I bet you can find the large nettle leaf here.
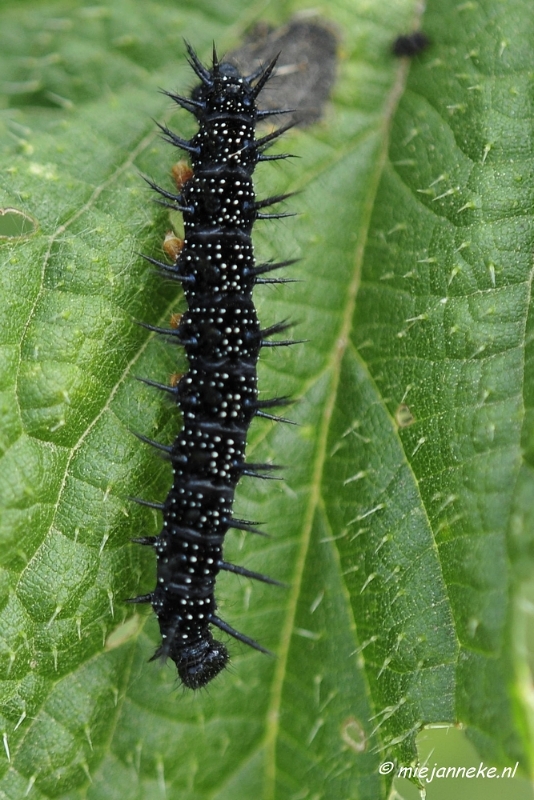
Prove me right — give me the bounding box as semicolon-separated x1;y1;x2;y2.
0;0;533;797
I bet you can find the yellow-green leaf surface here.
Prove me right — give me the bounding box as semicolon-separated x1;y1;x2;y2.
1;0;533;798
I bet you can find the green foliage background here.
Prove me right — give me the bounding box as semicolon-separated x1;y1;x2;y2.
1;0;533;798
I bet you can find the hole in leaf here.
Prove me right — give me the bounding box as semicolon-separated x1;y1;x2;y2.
0;208;38;238
395;403;416;428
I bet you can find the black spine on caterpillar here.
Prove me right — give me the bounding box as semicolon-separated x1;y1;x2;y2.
134;44;295;690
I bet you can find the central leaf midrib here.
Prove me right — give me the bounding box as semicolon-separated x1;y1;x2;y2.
261;53;421;797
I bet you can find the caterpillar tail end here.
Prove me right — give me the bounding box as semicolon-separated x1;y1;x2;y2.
160;637;229;689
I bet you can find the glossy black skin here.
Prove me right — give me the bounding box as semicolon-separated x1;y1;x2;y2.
138;46;291;689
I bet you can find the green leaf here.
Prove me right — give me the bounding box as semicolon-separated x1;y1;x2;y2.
1;0;533;798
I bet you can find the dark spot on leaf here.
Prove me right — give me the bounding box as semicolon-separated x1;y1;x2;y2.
392;32;430;58
227;17;339;127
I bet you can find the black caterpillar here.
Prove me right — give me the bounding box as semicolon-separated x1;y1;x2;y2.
132;44;295;689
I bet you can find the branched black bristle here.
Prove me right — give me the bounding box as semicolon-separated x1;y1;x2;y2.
132;536;158;546
135;376;179;396
250;54;280;98
218;560;286;586
256;122;295;151
210;615;273;655
142;175;182;203
256;107;295;119
253;396;293;410
160;88;204;113
132;432;173;454
255;409;296;425
240;461;284;480
228;517;269;536
261;338;304;348
154;120;200;155
184;40;212;84
130;497;166;510
135;321;187;341
255;192;294;211
250;259;298;277
260;320;293;339
126;593;154;604
255;277;297;285
139;253;174;271
139;253;194;283
257;152;294;162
